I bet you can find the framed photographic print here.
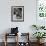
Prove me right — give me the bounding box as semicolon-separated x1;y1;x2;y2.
11;6;24;22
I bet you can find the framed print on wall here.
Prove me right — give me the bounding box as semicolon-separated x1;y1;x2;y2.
37;0;46;19
11;6;24;22
36;0;46;26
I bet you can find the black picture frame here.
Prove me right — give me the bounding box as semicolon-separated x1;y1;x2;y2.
11;6;24;22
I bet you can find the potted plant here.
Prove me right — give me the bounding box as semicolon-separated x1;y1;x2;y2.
32;24;45;30
33;32;46;43
32;25;39;30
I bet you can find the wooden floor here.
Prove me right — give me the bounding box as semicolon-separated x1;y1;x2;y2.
0;42;46;46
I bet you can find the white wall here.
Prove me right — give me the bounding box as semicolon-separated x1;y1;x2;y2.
0;0;36;33
0;0;36;42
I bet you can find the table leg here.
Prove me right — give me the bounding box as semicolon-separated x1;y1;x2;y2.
4;34;7;46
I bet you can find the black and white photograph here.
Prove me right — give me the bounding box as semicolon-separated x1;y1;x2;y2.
11;6;24;22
